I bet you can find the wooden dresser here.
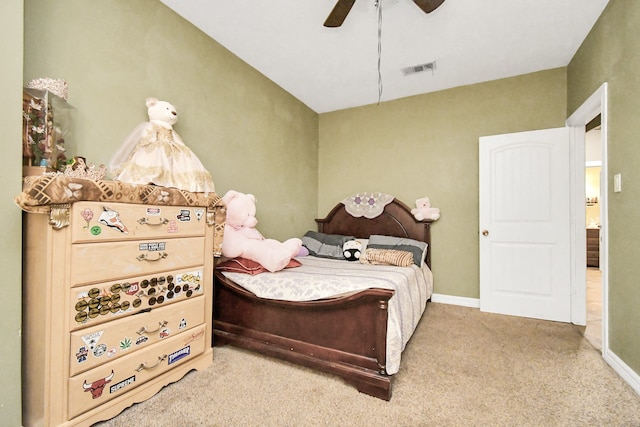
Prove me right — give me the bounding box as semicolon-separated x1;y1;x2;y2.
21;185;221;426
586;228;600;268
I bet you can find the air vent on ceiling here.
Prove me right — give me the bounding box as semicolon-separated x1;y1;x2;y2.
402;61;436;76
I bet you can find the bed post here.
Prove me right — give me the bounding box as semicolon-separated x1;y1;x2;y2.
376;299;388;374
422;221;433;268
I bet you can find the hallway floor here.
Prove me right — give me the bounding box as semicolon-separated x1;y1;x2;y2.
584;267;602;349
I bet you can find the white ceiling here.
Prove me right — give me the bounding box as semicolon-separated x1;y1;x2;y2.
160;0;609;113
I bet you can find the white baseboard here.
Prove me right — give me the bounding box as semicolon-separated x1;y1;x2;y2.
431;293;480;308
604;347;640;397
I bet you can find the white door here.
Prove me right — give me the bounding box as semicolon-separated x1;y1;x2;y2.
479;127;571;322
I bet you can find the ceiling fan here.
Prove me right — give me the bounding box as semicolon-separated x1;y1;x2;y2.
324;0;446;27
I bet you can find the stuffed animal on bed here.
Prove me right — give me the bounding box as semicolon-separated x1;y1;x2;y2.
221;190;302;272
411;197;441;221
343;239;363;261
108;97;216;193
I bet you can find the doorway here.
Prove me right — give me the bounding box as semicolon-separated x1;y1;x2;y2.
566;83;608;354
584;118;602;350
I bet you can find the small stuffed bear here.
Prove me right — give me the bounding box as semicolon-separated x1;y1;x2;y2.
343;239;363;261
221;190;302;272
108;98;215;193
411;197;441;221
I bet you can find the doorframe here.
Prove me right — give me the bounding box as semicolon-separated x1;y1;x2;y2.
566;83;608;352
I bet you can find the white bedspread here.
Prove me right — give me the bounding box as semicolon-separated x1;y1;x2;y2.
221;256;433;375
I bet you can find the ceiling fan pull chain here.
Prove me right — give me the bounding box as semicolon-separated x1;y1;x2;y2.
377;0;383;105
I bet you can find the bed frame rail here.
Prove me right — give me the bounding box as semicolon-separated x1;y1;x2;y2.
213;271;395;400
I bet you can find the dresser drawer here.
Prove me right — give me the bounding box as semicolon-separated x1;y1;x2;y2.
71;237;205;285
68;324;206;419
71;202;207;243
70;297;205;376
70;267;205;330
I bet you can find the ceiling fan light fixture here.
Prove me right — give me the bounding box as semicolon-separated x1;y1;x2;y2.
402;61;436;76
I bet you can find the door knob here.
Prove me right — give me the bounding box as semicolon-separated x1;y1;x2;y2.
482;230;489;236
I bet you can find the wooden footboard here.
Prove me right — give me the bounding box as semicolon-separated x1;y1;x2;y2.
213;270;395;400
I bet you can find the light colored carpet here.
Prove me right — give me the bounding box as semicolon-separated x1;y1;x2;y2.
94;303;640;426
585;267;602;349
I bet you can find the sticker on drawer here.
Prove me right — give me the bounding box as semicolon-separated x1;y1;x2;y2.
98;206;129;234
68;326;206;418
176;209;191;222
139;241;166;251
109;375;136;394
69;298;205;377
71;202;207;243
70;267;204;330
167;345;191;365
82;370;115;400
79;206;129;236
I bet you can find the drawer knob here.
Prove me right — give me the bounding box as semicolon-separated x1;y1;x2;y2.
136;252;168;262
137;320;169;335
135;354;167;372
138;217;170;226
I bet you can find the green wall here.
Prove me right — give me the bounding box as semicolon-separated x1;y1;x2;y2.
0;0;23;426
568;0;640;377
23;0;319;241
319;68;567;298
0;2;24;425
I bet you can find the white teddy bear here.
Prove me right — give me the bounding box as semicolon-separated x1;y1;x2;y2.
411;197;441;221
109;98;215;193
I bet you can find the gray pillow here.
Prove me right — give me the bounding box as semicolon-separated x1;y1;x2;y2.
302;231;354;260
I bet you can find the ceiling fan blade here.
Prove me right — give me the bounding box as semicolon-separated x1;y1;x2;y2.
324;0;357;27
412;0;446;14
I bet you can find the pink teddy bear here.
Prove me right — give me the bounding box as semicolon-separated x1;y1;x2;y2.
221;190;302;272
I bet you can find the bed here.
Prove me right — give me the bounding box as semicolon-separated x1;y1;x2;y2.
213;195;433;400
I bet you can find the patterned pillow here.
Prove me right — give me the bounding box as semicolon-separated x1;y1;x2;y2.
360;248;414;267
367;235;428;266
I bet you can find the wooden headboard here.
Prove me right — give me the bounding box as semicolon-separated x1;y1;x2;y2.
316;198;433;267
